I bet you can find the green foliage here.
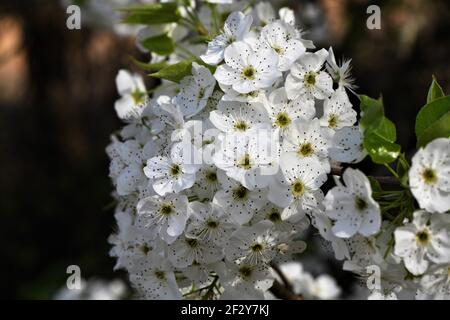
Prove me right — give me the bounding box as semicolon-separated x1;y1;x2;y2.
427;75;445;103
368;176;382;192
140;34;175;56
121;3;180;25
130;57;168;73
360;95;401;164
149;59;216;83
149;59;194;83
415;77;450;148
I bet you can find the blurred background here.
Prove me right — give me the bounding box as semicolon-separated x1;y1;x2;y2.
1;0;449;299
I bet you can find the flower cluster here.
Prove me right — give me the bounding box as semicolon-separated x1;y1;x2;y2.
106;0;450;300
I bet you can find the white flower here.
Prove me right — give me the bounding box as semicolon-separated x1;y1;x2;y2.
107;138;155;196
213;130;277;190
278;7;295;25
218;261;274;299
175;62;216;118
130;259;182;300
326;47;356;92
136;194;189;244
258;20;306;71
394;210;450;275
268;154;327;218
278;262;341;299
167;235;223;268
114;69;148;120
320;87;357;130
144;142;201;196
152;95;185;133
108;213;166;272
282;118;334;172
328;126;367;164
419;264;450;299
301;274;341;300
186;201;236;246
311;212;350;260
409;138;450;213
225;221;278;265
323;168;381;238
343;234;383;273
220;85;267;103
209;100;270;134
264;87;315;133
201;11;253;65
285;49;333;100
252;202;309;234
214;170;266;225
214;41;282;94
191;165;222;201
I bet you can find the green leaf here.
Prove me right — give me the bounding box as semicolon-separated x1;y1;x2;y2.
415;96;450;147
376;118;397;142
121;3;180;25
130;57;168;72
140;34;175;56
149;59;194;83
416;111;450;148
360;94;401;164
427;76;445;103
363;132;401;164
359;95;384;133
368;176;382;192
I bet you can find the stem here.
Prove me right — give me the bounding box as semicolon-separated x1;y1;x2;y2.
331;164;399;186
383;163;400;180
269;262;303;300
269;281;303;300
202;276;219;300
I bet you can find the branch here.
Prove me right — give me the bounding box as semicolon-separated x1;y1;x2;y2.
269;263;303;300
269;281;303;300
331;163;398;186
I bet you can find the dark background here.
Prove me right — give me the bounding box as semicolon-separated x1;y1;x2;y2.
1;0;449;299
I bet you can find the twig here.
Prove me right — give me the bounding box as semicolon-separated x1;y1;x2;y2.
269;281;303;300
331;163;399;186
269;262;303;300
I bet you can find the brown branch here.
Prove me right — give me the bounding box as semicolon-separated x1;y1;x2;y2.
331;163;398;186
269;281;303;300
269;263;303;300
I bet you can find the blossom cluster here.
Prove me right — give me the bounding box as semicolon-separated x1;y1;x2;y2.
106;0;450;300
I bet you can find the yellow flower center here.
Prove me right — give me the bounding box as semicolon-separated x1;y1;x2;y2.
298;142;314;157
242;66;256;80
422;168;438;185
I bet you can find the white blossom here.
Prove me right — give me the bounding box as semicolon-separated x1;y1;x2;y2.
285;49;334;100
323;168;381;238
214;41;282;94
409;138;450;213
394;210;450;275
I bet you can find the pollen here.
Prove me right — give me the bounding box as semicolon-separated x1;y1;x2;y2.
170;164;182;177
233;185;249;201
237;154;252;170
328;114;339;129
422;168;438;185
275;112;291;128
291;180;305;198
416;229;431;246
160;204;174;216
304;72;317;86
355;196;368;211
298;142;314;157
234;120;249;131
242;66;256;80
205;170;218;182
